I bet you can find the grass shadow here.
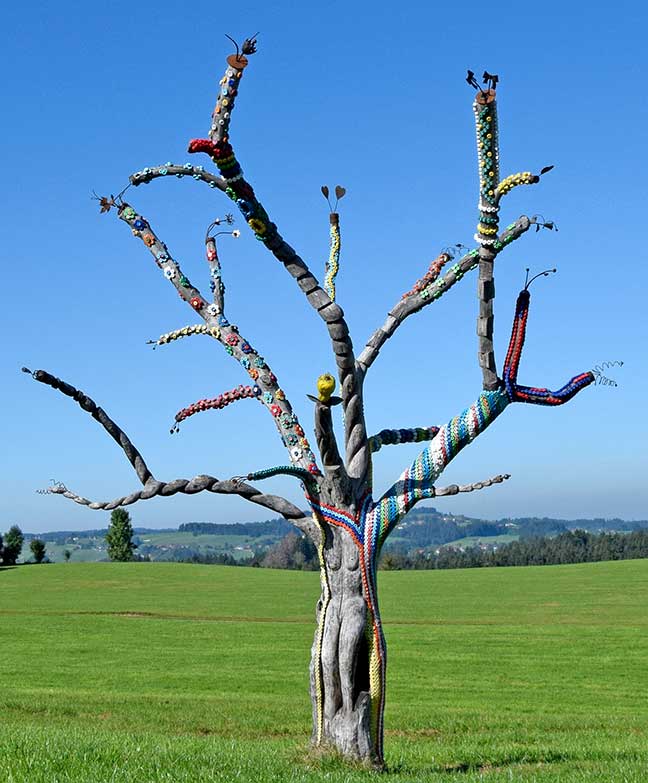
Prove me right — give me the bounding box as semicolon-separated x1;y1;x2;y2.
389;749;572;777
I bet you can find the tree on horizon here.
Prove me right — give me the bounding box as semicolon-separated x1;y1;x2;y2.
105;509;137;562
24;39;614;767
29;538;47;564
2;525;24;566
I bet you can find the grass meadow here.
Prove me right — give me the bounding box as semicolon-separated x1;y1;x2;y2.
0;560;647;781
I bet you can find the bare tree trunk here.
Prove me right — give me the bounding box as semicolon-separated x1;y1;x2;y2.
308;523;386;767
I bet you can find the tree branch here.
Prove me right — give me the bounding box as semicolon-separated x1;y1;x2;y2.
494;171;539;202
435;473;510;496
357;217;530;375
369;426;440;454
116;201;320;474
148;324;220;348
24;368;152;484
172;385;260;433
42;479;316;537
25;367;315;535
502;288;595;405
373;473;511;548
184;45;370;487
312;400;352;505
371;284;595;545
239;464;319;490
324;212;341;301
473;86;502;390
130;163;227;192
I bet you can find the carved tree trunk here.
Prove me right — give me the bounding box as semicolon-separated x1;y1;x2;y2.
307;508;386;767
26;39;600;773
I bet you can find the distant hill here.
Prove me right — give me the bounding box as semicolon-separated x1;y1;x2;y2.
22;507;648;564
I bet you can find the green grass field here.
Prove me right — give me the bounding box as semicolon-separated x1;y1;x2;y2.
1;560;647;782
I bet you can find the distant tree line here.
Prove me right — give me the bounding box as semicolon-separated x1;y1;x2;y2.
172;532;318;570
393;517;511;548
379;529;648;570
179;519;294;538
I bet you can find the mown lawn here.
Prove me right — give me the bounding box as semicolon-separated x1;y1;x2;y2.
0;560;647;781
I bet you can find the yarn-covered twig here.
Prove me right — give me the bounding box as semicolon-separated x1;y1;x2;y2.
324;213;341;301
236;464;320;488
148;324;220;348
502;288;595;405
204;218;239;311
130;163;227;192
401;251;452;300
369;426;440;454
494;166;553;202
116;201;319;474
172;385;260;433
357;216;531;375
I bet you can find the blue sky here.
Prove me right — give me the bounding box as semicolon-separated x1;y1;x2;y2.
2;0;646;533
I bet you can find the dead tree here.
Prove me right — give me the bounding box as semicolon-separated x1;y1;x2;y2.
25;42;606;767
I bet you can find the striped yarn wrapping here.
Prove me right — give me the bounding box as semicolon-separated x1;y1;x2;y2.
372;389;510;545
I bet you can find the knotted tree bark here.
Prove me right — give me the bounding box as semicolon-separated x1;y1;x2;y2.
26;40;603;768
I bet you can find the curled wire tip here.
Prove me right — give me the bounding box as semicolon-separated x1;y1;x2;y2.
524;267;557;290
37;480;66;495
531;214;558;233
593;361;623;387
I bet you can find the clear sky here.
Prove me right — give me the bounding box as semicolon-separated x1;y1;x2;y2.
2;0;646;533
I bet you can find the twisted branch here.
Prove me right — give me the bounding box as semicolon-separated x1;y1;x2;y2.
117;202;319;474
42;478;314;533
186;44;369;487
127;47;369;487
25;367;315;534
435;473;510;496
24;368;152;485
357;217;530;375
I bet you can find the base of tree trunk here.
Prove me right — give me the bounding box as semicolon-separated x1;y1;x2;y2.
309;525;385;767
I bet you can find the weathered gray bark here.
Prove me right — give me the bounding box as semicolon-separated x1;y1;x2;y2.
308;520;377;764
